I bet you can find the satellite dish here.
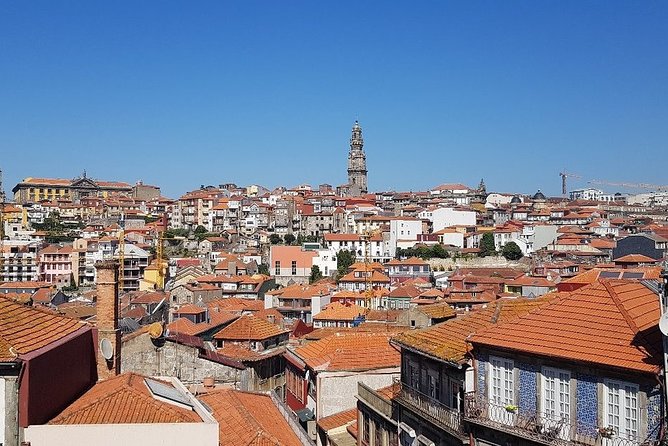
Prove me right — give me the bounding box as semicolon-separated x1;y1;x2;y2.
99;338;114;360
659;313;668;336
148;322;164;339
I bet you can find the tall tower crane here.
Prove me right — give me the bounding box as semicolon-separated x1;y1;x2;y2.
559;172;582;196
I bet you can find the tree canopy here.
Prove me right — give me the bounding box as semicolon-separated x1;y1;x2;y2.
502;242;523;260
480;233;496;257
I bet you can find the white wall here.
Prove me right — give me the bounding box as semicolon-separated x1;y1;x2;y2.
24;422;218;446
439;232;464;248
420;208;476;232
317;369;400;419
389;220;423;257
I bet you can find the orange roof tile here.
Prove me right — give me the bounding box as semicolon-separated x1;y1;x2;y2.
292;332;400;372
49;373;201;424
199;389;301;446
613;254;659;263
213;314;288;341
471;280;662;373
393;297;554;365
418;302;457;320
0;296;87;361
317;408;357;431
313;302;368;322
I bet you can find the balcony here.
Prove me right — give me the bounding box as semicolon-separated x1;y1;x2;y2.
464;396;656;446
358;382;392;419
395;382;465;438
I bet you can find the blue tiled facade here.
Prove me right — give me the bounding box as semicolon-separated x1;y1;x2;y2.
518;362;538;416
477;352;488;398
575;373;598;436
645;385;662;441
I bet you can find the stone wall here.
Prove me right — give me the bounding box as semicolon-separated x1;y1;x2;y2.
121;332;242;385
429;256;529;272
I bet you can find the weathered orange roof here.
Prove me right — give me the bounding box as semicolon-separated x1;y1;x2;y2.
207;298;265;313
418;302;457;320
560;267;661;286
292;332;400;372
472;280;662;373
213;314;288;341
199;389;302;446
613;254;659;263
313;302;368;322
0;296;87;361
339;270;390;283
216;343;286;362
49;373;201;424
317;407;357;431
174;303;207;315
393;297;554;365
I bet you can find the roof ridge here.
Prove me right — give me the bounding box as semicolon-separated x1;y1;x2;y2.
601;280;640;335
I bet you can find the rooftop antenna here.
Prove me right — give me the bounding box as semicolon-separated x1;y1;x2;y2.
0;167;5;203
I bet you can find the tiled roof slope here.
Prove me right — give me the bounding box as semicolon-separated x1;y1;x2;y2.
471;280;661;373
199;389;301;446
213;314;288;341
0;296;87;361
317;407;357;431
393;297;554;365
293;332;400;372
50;373;201;424
314;302;368;321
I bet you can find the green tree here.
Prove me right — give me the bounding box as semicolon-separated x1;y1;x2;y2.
258;263;270;275
269;234;282;245
336;249;355;278
430;244;449;259
194;225;207;234
480;233;496;257
305;235;318;243
283;233;296;245
502;242;523;260
309;265;323;284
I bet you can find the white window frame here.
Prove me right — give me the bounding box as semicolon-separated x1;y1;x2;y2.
541;366;571;440
488;356;515;425
603;379;640;442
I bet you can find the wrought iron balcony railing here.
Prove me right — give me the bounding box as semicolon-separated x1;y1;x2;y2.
396;382;465;437
464;395;657;446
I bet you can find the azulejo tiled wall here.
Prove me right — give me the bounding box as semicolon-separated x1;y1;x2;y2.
518;362;538;415
575;373;598;436
645;384;662;441
477;352;488;399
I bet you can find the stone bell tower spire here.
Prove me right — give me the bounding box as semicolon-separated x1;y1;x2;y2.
347;121;368;195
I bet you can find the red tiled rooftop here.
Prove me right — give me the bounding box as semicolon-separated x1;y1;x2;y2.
213;314;288;341
199;389;301;446
471;280;662;373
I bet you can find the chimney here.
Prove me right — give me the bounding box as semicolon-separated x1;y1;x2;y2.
227;261;237;275
95;260;121;381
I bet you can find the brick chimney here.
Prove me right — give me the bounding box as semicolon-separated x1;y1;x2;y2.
95;260;121;380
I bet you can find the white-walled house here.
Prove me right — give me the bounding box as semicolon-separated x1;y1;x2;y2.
418;207;476;232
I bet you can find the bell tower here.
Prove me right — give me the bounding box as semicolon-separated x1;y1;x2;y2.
347;121;368;195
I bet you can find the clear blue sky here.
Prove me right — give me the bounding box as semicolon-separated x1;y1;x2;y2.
1;1;667;198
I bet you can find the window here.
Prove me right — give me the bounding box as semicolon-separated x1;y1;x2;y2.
274;260;280;275
291;261;297;275
604;379;639;441
541;366;571;439
363;414;370;445
374;420;383;445
489;356;515;424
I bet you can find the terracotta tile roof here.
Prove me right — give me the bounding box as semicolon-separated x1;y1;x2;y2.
376;382;401;400
388;284;422;299
385;257;429;266
418;302;457;320
559;267;661;288
613;254;659;263
207;298;265;313
0;296;88;361
313;302;368;322
471;280;662;373
293;332;400;372
418;288;445;299
174;303;207;315
49;373;201;424
365;309;401;322
216;344;286;362
303;325;409;341
339;270;391;283
213;314;288;341
199;389;302;446
130;291;168;305
317;408;357;431
393;297;554;365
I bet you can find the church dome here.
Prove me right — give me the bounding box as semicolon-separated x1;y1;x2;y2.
532;190;546;201
510;195;522;204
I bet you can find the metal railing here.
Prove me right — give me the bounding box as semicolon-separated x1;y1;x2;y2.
396;383;464;437
464;396;657;446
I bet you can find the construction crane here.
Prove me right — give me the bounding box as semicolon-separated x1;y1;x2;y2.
559;172;582;196
588;180;668;192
